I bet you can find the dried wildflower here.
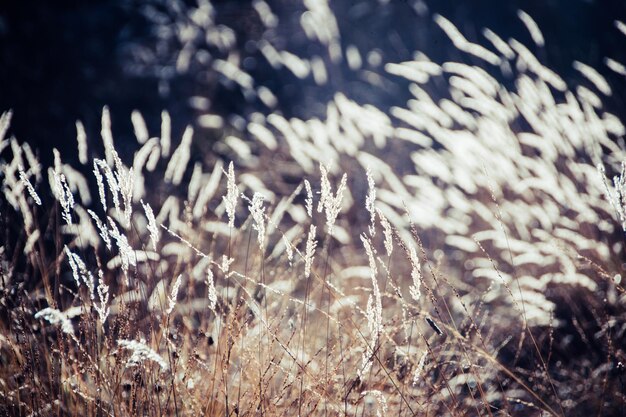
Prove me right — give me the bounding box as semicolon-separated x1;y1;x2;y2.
51;168;74;225
220;255;235;276
93;160;107;212
94;152;133;227
94;158;120;215
95;270;110;324
317;164;347;234
107;217;136;278
598;162;626;231
248;192;266;250
377;208;393;257
167;274;182;315
317;164;330;214
112;151;134;228
223;161;239;228
365;167;376;236
360;235;382;379
141;199;160;250
327;173;347;233
118;339;168;371
304;224;317;279
87;209;111;250
207;268;217;311
105;168;121;211
304;179;313;217
19;169;41;206
282;234;294;265
407;242;422;303
64;246;95;299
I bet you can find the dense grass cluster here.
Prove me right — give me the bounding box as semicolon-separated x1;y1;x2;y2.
1;1;626;416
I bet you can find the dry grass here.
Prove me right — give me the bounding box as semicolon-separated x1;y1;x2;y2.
1;2;626;416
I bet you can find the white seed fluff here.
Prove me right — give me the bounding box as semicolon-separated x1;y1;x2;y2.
167;274;182;315
141;199;160;250
19;169;41;206
223;161;239;228
304;224;317;279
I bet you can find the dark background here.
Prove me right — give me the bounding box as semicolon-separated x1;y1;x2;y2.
1;0;625;163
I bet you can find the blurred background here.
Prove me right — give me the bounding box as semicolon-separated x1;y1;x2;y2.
1;0;625;163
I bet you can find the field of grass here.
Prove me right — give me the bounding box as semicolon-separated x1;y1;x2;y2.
1;1;626;416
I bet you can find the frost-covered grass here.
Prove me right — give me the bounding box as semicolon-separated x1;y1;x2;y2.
1;2;626;416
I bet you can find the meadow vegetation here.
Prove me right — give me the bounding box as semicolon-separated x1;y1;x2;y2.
1;1;626;416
